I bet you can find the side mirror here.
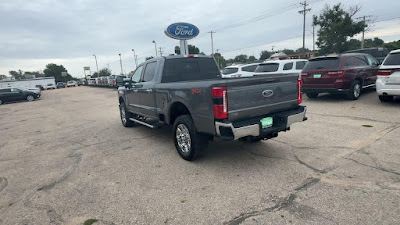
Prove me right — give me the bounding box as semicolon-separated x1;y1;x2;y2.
123;78;132;88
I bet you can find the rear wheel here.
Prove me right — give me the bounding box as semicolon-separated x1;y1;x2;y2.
346;80;362;100
306;93;318;99
119;102;134;127
379;95;393;102
26;95;34;102
173;115;208;161
0;99;3;105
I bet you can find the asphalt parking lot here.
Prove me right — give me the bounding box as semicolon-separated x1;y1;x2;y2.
0;86;399;225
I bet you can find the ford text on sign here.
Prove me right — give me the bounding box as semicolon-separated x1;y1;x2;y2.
165;22;199;40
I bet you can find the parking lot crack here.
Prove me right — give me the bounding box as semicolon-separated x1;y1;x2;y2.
0;177;8;193
224;177;320;225
343;157;400;176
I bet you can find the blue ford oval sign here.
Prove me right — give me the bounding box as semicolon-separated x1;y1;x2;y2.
165;22;199;40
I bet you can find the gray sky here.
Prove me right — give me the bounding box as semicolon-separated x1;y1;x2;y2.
1;0;399;77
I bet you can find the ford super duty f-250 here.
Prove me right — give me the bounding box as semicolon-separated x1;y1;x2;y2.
118;55;307;161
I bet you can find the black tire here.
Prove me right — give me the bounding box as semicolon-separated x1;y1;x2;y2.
306;93;318;99
173;115;208;161
346;80;362;100
26;95;34;102
379;95;393;102
0;99;3;105
119;102;134;127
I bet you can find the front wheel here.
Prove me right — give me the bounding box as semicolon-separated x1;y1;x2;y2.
173;115;208;161
26;95;34;102
0;99;3;105
119;102;134;127
379;95;393;102
346;80;362;100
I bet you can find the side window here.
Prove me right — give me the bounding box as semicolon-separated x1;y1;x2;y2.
366;55;378;66
345;57;357;67
356;56;368;66
10;88;20;93
283;62;293;70
0;89;11;93
131;66;143;83
242;65;258;72
142;62;157;82
296;61;306;70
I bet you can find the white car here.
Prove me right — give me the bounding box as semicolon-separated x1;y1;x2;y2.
44;83;56;90
221;63;260;78
253;59;308;78
376;49;400;102
66;81;77;87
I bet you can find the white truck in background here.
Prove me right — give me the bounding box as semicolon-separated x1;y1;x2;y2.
0;77;56;90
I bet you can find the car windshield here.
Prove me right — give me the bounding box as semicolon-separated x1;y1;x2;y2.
383;53;400;66
222;68;238;75
303;58;340;70
255;63;279;72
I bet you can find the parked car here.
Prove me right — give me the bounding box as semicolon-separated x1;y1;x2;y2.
345;48;389;64
88;78;96;85
67;81;77;87
57;82;66;88
254;59;308;78
108;75;117;87
301;53;379;100
45;83;56;90
221;63;260;78
118;55;306;161
0;87;40;105
77;80;83;86
376;49;400;102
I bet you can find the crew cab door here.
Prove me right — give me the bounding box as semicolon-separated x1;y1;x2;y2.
136;61;158;118
126;65;143;114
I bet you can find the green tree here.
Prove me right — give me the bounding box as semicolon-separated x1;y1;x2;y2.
296;47;311;53
248;56;257;62
99;68;112;77
0;75;8;80
174;45;201;55
259;50;272;60
384;40;400;51
233;54;248;63
9;70;24;80
313;4;366;54
213;53;226;69
43;63;72;81
282;49;296;55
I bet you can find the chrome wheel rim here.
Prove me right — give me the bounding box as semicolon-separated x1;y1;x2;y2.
27;96;34;101
354;83;361;98
120;106;127;124
176;124;191;154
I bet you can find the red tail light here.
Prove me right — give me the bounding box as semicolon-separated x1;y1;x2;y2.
297;79;303;105
378;70;393;76
301;73;308;78
212;87;228;119
328;71;345;76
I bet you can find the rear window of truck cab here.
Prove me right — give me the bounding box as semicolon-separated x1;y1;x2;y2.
162;58;220;83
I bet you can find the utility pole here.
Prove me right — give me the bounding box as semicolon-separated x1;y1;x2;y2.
208;31;216;55
312;24;315;52
356;15;371;49
118;53;124;75
159;47;164;56
152;40;158;57
131;49;138;68
215;49;220;68
299;1;311;57
92;54;99;76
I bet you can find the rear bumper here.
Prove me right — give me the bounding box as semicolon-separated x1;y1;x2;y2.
302;88;348;94
215;106;307;140
376;78;400;96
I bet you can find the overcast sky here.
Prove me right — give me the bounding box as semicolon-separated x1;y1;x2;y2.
1;0;399;77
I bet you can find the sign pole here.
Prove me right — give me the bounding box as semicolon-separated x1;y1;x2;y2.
180;40;189;55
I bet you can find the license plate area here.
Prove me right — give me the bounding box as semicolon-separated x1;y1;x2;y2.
260;117;273;129
313;74;322;78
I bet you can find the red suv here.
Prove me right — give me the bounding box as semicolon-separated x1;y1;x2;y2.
301;53;379;100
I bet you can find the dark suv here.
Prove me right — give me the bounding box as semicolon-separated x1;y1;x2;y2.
301;53;379;100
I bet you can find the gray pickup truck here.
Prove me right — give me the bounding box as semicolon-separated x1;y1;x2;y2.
118;55;307;161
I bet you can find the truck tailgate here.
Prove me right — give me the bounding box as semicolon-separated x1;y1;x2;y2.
227;73;299;121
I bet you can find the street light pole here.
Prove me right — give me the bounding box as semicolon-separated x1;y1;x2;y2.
118;53;124;75
92;54;99;77
152;40;158;57
131;49;138;68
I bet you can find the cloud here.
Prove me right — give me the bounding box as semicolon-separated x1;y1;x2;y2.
0;0;399;76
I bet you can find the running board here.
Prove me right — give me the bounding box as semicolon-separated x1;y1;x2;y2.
129;118;163;129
